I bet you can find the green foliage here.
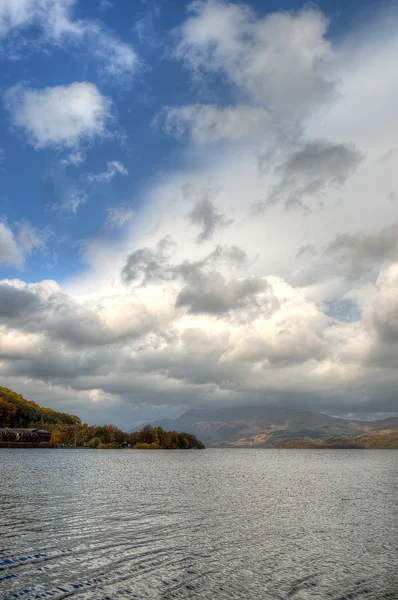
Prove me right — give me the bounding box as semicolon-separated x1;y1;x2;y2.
134;443;162;450
0;387;80;428
0;386;205;449
49;423;205;449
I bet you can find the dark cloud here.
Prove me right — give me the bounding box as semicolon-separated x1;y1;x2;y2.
6;350;114;381
123;238;262;316
122;239;248;286
0;284;42;318
327;222;398;275
175;272;270;315
0;283;155;348
121;236;176;285
267;138;364;211
188;197;232;241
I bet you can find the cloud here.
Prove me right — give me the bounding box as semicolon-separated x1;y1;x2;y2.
370;263;398;345
61;151;86;167
87;161;128;184
4;82;112;150
16;221;49;254
0;279;160;347
122;237;269;317
1;1;398;424
105;205;134;229
327;222;398;275
297;244;317;258
0;0;139;82
46;159;127;215
175;273;271;316
99;0;113;10
57;187;88;213
0;222;24;267
122;238;248;286
0;283;42;318
159;104;270;143
172;2;336;126
266;138;364;211
188;196;232;241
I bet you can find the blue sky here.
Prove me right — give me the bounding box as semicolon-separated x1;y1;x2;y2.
0;0;397;425
0;0;381;281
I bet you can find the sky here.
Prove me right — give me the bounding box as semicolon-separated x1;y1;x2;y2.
0;0;397;427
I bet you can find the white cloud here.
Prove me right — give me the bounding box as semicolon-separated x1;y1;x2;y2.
87;160;128;184
0;0;139;81
60;188;88;213
166;1;336;142
16;221;49;254
0;222;24;267
174;2;334;116
106;205;134;229
159;104;270;143
4;82;112;150
61;151;86;166
99;0;113;12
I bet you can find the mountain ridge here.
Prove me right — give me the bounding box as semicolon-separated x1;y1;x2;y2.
134;406;398;447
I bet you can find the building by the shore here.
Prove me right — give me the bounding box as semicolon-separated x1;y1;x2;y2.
0;428;51;444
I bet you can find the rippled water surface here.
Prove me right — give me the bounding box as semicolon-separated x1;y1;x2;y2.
1;449;397;599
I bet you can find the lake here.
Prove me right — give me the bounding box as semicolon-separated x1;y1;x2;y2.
0;449;397;599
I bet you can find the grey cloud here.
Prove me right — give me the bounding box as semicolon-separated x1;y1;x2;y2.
175;272;270;315
122;239;248;286
6;350;114;382
369;265;398;346
159;104;271;143
205;244;247;267
0;283;155;348
297;244;317;258
0;284;42;318
378;149;397;164
327;222;398;275
267;139;364;211
121;236;177;285
122;239;265;316
188;197;232;241
250;200;267;215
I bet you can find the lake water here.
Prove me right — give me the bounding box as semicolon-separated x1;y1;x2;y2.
0;449;397;600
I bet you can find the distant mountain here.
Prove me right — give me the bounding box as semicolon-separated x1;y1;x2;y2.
135;406;398;447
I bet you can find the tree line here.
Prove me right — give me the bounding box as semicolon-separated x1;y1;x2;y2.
0;386;205;449
51;423;205;449
0;386;80;428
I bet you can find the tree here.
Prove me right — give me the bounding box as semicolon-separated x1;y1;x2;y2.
0;399;17;427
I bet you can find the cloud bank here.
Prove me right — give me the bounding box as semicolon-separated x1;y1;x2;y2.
0;0;397;425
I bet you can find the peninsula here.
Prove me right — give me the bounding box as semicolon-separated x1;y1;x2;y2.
0;386;205;450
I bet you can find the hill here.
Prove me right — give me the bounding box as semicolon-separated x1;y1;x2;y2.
137;406;398;448
0;386;205;449
0;386;80;428
277;433;398;449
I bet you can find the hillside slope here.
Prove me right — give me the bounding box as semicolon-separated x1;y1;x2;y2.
0;386;80;428
138;406;398;447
